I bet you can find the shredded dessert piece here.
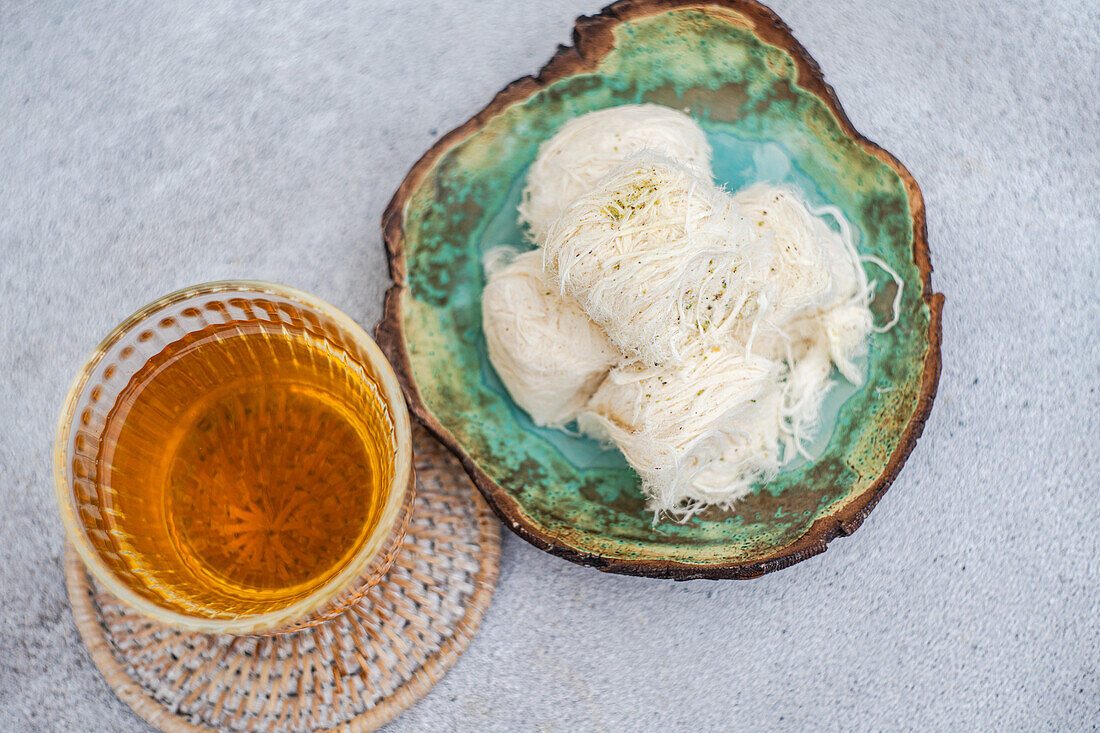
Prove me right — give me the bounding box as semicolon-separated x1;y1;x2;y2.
518;104;711;243
481;248;618;427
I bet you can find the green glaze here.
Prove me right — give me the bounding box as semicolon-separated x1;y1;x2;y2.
396;8;933;569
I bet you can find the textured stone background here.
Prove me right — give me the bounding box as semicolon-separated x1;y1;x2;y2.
1;1;1097;730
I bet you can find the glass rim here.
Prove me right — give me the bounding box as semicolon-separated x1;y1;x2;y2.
54;280;413;635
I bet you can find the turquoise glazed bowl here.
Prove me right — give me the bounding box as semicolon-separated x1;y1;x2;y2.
377;0;943;579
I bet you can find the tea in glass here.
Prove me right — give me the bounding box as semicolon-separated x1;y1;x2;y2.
56;283;412;633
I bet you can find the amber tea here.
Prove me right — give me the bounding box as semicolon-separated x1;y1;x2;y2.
87;316;396;620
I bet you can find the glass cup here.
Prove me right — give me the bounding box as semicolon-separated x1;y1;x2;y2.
54;281;413;635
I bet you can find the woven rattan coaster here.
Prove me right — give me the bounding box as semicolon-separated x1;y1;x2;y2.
65;426;501;732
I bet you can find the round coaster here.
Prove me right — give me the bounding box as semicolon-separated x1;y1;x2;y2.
65;426;501;732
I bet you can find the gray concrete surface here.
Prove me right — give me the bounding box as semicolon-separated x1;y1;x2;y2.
1;1;1098;730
